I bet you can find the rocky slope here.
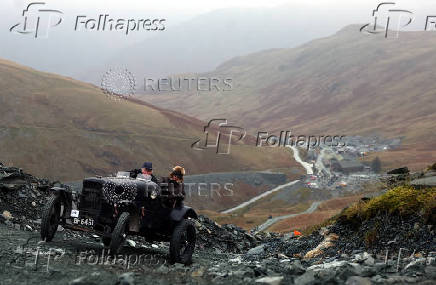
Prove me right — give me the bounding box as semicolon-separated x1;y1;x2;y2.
0;163;435;284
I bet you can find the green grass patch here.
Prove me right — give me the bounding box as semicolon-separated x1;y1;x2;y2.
302;185;436;236
342;186;436;222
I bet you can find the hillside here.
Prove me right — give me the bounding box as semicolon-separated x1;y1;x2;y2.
142;24;436;170
0;58;300;181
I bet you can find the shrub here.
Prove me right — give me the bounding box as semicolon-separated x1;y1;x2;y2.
303;186;436;235
342;186;436;222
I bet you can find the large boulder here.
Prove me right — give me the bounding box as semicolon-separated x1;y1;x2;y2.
387;167;409;175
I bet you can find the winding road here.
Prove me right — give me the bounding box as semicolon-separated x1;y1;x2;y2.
288;146;314;175
221;180;300;214
256;201;321;232
221;146;314;215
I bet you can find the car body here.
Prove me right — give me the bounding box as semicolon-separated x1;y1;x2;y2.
40;172;198;264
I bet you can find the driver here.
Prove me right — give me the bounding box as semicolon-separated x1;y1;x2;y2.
130;162;159;183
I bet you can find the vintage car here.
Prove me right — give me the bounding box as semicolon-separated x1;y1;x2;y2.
40;172;198;264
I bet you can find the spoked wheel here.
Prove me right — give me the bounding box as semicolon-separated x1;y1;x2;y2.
109;212;130;254
170;219;196;265
41;195;63;242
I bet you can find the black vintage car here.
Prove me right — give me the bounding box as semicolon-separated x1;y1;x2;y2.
40;172;198;264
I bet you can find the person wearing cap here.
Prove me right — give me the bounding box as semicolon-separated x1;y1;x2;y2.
160;166;186;208
130;162;159;183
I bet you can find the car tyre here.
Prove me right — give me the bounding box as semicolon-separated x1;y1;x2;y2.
170;219;196;265
109;212;129;254
40;195;63;242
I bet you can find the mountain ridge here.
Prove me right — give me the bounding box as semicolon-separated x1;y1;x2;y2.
140;24;436;169
0;58;301;181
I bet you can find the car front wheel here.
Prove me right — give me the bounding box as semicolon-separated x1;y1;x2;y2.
170;219;196;265
109;212;130;254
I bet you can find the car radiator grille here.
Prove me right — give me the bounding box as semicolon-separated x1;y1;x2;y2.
79;188;102;215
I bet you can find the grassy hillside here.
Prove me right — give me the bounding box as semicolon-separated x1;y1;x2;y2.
142;24;436;170
0;58;301;181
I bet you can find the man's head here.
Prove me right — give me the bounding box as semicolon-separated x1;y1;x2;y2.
141;162;153;174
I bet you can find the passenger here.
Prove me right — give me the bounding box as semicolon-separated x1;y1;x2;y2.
161;166;186;208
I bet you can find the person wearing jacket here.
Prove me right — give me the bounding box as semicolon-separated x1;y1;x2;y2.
130;162;159;183
160;166;186;208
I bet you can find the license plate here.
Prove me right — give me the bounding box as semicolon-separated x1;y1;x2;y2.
71;210;79;218
72;217;95;227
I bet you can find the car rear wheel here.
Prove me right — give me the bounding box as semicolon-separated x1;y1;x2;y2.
41;195;63;242
170;219;196;265
109;212;129;254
